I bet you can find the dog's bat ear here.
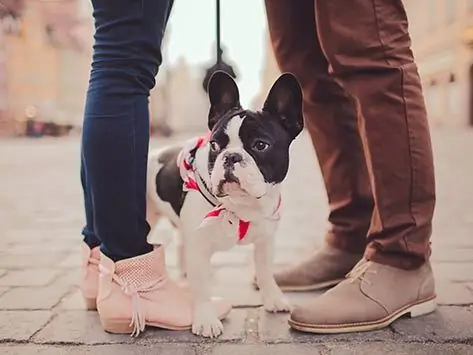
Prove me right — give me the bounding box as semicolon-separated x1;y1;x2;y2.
263;73;304;139
208;71;241;130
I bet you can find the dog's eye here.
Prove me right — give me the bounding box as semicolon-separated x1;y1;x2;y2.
252;140;270;152
209;141;220;153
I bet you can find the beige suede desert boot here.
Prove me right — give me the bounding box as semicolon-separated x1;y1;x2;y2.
288;260;436;333
257;245;363;292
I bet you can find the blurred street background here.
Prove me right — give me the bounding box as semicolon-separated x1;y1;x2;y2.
1;1;471;138
1;0;473;354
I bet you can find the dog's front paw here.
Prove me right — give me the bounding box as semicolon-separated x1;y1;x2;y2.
192;318;224;338
192;305;224;338
263;291;292;313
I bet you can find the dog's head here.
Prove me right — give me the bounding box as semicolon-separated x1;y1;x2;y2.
206;71;303;200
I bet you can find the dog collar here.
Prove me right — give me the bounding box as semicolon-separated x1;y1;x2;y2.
178;134;220;207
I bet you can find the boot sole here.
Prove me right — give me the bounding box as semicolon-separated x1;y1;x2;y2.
253;278;345;292
288;295;437;334
101;307;233;334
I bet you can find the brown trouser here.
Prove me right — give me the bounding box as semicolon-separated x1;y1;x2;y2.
265;0;435;270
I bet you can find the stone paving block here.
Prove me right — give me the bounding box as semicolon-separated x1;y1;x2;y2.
213;283;262;308
2;229;80;245
0;344;198;355
52;269;81;287
391;306;473;342
324;343;473;355
0;270;6;278
33;309;247;345
60;289;89;311
0;310;52;341
33;311;130;344
0;345;68;355
58;252;82;268
144;309;248;343
0;253;68;269
432;263;473;283
6;241;79;255
205;343;473;355
436;282;473;305
0;287;9;296
0;269;61;286
3;229;55;243
431;248;473;263
258;308;394;343
211;267;262;307
0;286;70;310
208;344;326;355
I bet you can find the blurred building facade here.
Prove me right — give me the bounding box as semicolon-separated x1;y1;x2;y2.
1;0;93;136
253;1;473;127
406;0;473;127
149;27;208;135
1;1;207;137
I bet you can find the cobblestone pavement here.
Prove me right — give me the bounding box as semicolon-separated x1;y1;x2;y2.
1;129;473;354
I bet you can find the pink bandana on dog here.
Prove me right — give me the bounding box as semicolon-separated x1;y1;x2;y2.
177;134;281;242
177;135;208;192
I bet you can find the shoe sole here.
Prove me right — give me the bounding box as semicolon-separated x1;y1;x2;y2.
101;307;233;334
288;295;437;334
253;278;345;292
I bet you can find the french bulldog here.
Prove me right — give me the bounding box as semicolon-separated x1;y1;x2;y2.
146;71;304;338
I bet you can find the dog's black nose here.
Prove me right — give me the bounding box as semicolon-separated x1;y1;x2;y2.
225;153;243;165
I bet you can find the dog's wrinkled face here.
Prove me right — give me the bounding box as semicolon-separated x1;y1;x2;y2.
205;71;304;200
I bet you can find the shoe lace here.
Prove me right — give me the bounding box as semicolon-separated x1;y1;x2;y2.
99;264;167;337
346;260;377;285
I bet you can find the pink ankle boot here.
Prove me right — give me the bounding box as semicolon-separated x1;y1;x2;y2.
97;246;232;336
80;243;100;310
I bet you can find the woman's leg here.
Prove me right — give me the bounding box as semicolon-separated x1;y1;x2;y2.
79;0;232;334
287;0;436;334
81;0;173;261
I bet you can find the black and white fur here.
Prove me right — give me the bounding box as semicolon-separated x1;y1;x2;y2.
147;71;304;338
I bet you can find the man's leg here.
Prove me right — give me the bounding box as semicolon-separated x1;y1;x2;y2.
288;0;436;333
264;0;372;291
315;0;435;270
